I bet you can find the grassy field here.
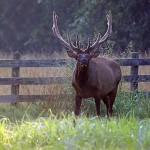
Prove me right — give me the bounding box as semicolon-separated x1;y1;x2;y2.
0;52;150;149
0;110;150;150
0;91;150;149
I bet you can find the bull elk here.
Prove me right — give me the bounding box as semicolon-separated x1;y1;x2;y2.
52;11;121;117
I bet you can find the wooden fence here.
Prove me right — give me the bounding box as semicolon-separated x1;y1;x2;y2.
0;52;149;103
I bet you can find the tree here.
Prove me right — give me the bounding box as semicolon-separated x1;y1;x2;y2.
0;0;149;54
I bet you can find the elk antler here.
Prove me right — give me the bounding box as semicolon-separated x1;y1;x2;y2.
66;31;79;52
52;11;79;52
85;11;112;52
52;11;112;53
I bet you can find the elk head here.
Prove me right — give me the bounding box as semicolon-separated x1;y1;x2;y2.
52;11;112;69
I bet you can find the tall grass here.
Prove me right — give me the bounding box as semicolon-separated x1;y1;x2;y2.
0;113;150;150
0;102;150;150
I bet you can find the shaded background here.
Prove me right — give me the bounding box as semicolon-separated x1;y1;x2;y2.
0;0;149;55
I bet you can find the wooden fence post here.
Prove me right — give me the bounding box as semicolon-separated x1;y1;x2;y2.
11;52;20;105
130;52;139;93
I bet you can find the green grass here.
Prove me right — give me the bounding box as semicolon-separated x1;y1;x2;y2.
0;92;150;150
0;114;150;150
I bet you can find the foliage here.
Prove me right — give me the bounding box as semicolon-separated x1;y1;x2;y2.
0;0;149;54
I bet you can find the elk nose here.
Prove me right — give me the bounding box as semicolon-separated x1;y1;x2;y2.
80;59;88;68
82;59;87;64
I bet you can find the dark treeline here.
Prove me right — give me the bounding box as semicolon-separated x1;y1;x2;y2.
0;0;149;55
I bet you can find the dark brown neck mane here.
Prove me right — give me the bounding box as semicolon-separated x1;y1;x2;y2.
75;62;89;88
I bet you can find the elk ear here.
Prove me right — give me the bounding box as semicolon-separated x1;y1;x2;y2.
67;50;77;58
90;51;100;58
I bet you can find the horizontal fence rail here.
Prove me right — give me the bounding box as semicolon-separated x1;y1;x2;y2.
0;58;150;67
116;58;150;66
0;52;149;103
123;75;150;82
0;77;69;85
0;59;74;67
0;95;71;103
0;75;149;85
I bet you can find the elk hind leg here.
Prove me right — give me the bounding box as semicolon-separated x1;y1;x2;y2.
108;85;118;115
102;96;110;117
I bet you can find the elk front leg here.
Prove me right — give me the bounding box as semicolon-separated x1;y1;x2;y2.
95;98;101;116
75;95;82;116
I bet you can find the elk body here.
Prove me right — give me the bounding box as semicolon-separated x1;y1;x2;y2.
52;11;121;117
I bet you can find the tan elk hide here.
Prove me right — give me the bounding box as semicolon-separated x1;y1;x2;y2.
52;11;121;117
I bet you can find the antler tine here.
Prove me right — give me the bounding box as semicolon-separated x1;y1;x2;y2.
66;30;79;52
52;11;71;49
98;11;112;45
84;33;101;52
84;38;91;52
76;35;80;49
